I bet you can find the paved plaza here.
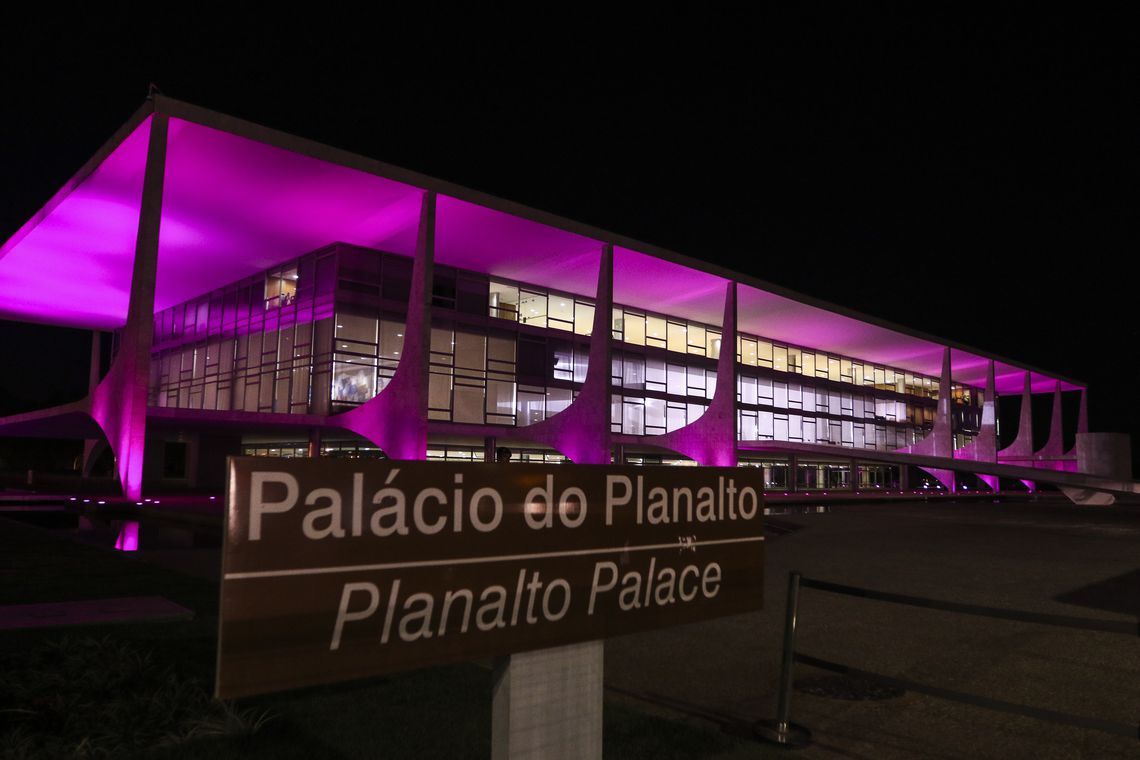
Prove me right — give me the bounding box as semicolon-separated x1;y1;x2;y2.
607;496;1140;758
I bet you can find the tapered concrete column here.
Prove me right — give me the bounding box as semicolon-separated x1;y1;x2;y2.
515;245;613;464
955;361;998;491
977;473;1000;492
307;428;322;458
1064;389;1089;461
81;331;105;477
998;372;1034;459
648;282;738;466
333;191;435;460
88;331;103;392
494;253;610;756
956;361;997;461
1037;381;1065;457
89;114;168;501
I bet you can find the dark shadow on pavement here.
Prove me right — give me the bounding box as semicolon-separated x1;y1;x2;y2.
1054;568;1140;616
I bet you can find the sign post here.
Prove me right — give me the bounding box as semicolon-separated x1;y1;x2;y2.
217;458;764;754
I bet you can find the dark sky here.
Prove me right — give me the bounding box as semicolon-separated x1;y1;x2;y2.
1;10;1135;457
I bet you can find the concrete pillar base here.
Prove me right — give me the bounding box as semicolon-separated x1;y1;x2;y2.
492;640;603;760
1058;486;1116;506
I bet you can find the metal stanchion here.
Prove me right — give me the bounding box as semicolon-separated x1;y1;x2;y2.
754;571;812;747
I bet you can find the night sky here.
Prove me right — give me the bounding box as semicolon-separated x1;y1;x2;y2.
1;10;1135;464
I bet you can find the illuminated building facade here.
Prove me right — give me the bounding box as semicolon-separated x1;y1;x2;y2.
1;97;1132;503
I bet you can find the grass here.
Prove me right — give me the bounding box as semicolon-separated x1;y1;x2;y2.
1;635;265;758
0;517;776;758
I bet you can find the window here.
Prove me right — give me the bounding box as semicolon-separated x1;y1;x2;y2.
774;345;788;373
707;330;722;359
786;347;801;374
548;295;574;332
666;321;686;353
687;324;706;356
265;265;298;309
332;315;378;405
489;281;519;321
574;302;594;336
645;315;667;348
519;290;547;328
757;340;773;368
740;337;757;366
624;311;646;346
738;375;753;405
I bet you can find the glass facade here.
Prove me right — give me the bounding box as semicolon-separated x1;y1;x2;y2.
149;246;338;415
332;315;404;409
148;243;983;457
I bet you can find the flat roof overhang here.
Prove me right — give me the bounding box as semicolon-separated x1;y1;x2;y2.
0;96;1083;395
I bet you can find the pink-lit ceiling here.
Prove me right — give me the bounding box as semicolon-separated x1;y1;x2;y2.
0;116;425;330
0;108;1079;393
951;350;1080;394
0;118;149;328
613;247;730;326
739;286;1082;393
435;196;602;296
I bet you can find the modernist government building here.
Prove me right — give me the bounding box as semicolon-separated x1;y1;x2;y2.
0;97;1134;503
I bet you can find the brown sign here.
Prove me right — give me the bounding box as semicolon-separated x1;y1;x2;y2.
216;458;764;698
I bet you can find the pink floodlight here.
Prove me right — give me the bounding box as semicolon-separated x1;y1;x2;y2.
114;521;139;552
